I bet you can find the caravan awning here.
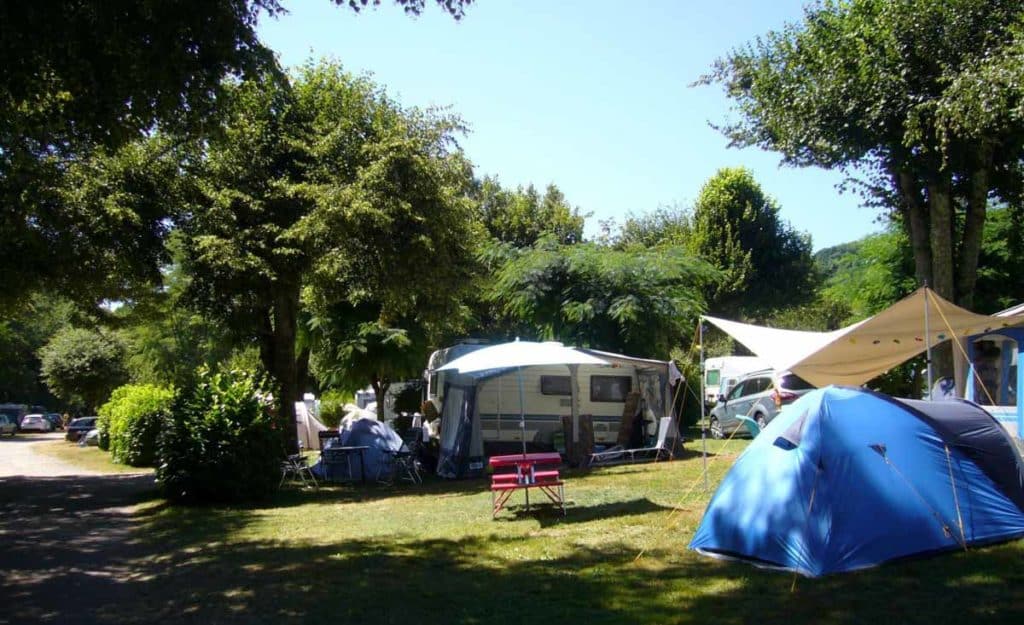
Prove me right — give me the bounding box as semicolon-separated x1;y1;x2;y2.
705;288;1024;388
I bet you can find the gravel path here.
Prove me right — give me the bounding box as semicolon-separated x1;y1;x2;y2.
0;431;99;477
0;431;159;625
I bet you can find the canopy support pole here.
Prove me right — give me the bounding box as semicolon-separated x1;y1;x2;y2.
517;365;527;456
925;285;934;400
569;364;580;447
700;319;708;492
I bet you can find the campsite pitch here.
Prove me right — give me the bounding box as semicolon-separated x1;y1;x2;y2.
2;436;1023;624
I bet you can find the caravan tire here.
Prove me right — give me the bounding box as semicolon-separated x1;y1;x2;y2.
755;414;767;430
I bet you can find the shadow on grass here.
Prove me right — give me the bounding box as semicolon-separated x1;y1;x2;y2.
2;470;1023;625
10;527;1024;625
495;497;675;526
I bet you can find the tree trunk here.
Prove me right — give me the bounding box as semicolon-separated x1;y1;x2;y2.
371;373;390;419
295;345;311;398
258;311;275;376
269;284;301;454
956;146;992;310
927;177;955;379
896;169;932;288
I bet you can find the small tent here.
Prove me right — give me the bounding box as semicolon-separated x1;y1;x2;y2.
311;418;402;482
690;386;1024;576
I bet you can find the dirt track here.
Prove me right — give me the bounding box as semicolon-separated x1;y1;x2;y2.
0;432;98;477
0;433;158;625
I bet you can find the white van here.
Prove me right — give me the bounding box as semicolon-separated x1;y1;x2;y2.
703;356;771;405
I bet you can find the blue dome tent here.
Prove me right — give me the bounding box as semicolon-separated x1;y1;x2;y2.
690;386;1024;576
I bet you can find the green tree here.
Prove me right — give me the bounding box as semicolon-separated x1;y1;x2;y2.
0;293;82;405
308;308;431;409
701;0;1024;340
38;327;128;412
617;204;691;248
119;247;240;389
687;167;814;318
821;230;917;321
475;177;586;246
487;237;718;358
0;0;472;308
974;206;1024;313
178;60;477;446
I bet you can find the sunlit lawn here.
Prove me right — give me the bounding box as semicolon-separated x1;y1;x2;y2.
33;438;154;475
107;433;1024;625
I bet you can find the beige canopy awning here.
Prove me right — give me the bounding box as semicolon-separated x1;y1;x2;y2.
704;288;1024;388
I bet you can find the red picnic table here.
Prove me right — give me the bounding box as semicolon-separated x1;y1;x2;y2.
488;452;566;518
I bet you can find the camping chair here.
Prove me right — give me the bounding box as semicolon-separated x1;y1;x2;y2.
280;452;318;490
735;415;762;438
379;427;424;485
590;417;673;466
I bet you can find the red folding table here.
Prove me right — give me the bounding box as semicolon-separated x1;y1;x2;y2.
488;452;565;518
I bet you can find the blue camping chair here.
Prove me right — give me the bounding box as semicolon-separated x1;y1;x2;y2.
735;415;761;438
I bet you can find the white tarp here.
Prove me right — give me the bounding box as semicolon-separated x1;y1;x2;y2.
704;288;1024;388
295;401;330;451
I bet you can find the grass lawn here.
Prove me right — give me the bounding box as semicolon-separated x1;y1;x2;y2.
107;433;1024;625
33;438;154;474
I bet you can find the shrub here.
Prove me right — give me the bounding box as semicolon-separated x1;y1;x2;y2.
97;384;175;466
157;368;281;503
318;388;354;428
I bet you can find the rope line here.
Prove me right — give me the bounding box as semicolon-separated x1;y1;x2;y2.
929;290;999;407
878;450;965;548
943;443;968;550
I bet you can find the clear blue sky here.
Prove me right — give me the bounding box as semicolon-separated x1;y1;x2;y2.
258;0;882;251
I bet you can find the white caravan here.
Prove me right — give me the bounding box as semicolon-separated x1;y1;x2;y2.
703;356;771;405
425;342;681;476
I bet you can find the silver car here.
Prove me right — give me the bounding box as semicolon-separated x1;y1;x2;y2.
709;370;814;438
19;414;52;433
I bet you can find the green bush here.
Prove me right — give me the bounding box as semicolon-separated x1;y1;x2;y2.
97;384;175;466
318;388;353;428
156;368;281;503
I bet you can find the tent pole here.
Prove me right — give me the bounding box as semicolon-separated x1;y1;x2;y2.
924;285;934;400
517;365;527;456
700;319;708;492
569;363;580;455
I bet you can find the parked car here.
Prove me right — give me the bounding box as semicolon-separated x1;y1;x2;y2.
0;414;17;436
65;417;98;442
0;403;28;432
708;370;815;438
44;413;64;430
20;414;53;433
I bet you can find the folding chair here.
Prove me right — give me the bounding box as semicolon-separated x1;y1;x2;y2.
379;427;424;485
590;417;673;466
279;453;318;489
735;415;762;438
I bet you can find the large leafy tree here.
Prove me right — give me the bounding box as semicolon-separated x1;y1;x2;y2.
0;294;83;405
687;167;814;318
487;238;718;359
0;0;471;308
179;61;478;447
119;241;241;390
39;327;128;412
701;0;1024;323
820;229;917;321
474;177;586;247
616;204;691;249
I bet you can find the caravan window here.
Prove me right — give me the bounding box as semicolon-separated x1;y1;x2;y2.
706;370;721;386
591;375;632;402
540;375;572;396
